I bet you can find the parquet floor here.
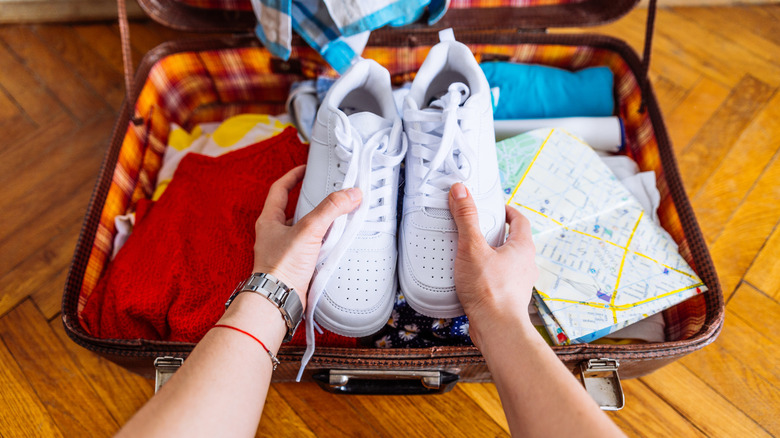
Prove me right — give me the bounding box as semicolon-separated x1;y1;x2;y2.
0;5;778;437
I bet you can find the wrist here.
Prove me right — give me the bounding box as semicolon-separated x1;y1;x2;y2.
251;265;307;305
220;292;288;353
468;305;538;352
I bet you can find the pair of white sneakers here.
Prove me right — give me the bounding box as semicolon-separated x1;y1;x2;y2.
295;29;506;343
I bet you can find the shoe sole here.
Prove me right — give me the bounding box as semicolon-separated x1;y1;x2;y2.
313;277;397;338
397;222;466;319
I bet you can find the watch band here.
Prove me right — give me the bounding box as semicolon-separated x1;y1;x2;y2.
225;273;303;342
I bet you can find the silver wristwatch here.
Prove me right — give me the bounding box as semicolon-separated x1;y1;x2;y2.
225;273;304;342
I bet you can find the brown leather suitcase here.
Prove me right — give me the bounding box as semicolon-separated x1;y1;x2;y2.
61;0;724;408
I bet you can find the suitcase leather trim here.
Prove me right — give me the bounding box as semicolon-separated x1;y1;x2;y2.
63;29;724;383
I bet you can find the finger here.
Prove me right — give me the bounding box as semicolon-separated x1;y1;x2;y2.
448;182;489;254
259;165;307;224
296;188;362;238
504;205;534;248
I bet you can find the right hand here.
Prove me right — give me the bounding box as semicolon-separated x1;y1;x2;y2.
448;182;538;349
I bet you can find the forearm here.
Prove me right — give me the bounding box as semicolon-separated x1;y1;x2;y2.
477;312;625;438
117;293;287;437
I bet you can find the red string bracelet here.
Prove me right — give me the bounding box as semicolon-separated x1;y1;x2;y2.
212;324;280;370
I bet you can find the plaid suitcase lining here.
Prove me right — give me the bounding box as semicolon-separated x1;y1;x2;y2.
168;0;584;12
77;42;710;343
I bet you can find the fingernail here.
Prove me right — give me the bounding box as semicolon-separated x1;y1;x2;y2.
451;183;468;200
345;187;361;202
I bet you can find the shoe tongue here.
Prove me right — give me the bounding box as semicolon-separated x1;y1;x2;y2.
346;111;392;142
427;82;470;110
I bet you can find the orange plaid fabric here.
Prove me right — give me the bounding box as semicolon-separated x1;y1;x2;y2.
172;0;580;12
79;42;707;340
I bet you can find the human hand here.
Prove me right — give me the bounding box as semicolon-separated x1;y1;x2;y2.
448;182;538;348
252;165;362;310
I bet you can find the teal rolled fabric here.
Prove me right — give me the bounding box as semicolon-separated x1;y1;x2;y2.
480;62;615;119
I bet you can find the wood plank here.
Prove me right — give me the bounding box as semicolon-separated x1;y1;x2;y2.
587;10;732;88
716;309;780;385
0;83;22;120
605;379;705;438
459;383;509;432
708;147;780;299
639;361;772;437
0;115;75;186
728;282;780;337
664;76;731;154
760;4;780;24
671;6;780;68
691;90;780;244
0;39;66;125
0;300;119;436
679;343;780;435
0;0;143;23
408;386;509;437
0;177;95;317
570;13;702;90
37;268;71;321
0;114;112;237
39;261;71;321
677;74;774;197
0;26;109;122
73;24;142;79
50;320;156;427
274;382;384;437
649;75;689;115
0;213;83;320
124;22;190;57
120;21;215;60
33;24;125;110
256;386;316;437
744;225;780;300
0;335;64;437
651;9;780;87
0;113;38;150
346;393;447;437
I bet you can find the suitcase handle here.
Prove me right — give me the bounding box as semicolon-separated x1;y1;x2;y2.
313;369;459;395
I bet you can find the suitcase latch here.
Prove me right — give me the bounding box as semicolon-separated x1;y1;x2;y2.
579;358;624;411
154;356;183;393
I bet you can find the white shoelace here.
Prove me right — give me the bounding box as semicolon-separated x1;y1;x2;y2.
296;111;407;381
404;82;477;210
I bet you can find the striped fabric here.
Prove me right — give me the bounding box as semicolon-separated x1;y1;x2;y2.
251;0;448;72
173;0;580;12
79;41;707;341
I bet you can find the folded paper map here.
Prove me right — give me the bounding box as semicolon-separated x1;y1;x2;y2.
497;128;707;345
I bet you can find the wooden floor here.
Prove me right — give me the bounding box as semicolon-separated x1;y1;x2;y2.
0;6;778;437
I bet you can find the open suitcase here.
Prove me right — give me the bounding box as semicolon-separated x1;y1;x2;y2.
62;0;725;408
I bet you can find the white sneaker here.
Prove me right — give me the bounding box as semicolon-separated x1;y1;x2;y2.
295;59;406;347
399;29;506;318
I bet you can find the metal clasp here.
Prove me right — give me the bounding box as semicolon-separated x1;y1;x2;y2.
579;358;624;410
154;356;183;393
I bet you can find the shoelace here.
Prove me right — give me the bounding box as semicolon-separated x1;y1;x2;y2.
404;82;478;210
297;111;407;381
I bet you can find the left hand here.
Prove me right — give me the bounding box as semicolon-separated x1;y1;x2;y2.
252;165;362;310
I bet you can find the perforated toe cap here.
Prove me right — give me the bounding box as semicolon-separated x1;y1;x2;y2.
314;233;397;336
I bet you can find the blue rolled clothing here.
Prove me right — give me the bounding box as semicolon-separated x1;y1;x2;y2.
480;62;615;119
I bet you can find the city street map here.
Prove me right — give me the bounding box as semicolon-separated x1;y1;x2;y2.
497;128;707;345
